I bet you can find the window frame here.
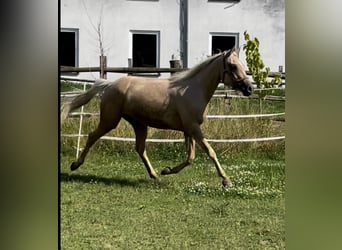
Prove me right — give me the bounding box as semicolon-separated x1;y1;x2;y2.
60;28;79;75
209;32;239;55
129;30;160;76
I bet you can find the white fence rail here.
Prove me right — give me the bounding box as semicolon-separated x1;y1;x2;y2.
66;112;285;119
61;134;285;143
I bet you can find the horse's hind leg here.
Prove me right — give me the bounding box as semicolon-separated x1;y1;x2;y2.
131;122;158;179
70;121;114;171
161;134;195;175
70;103;121;171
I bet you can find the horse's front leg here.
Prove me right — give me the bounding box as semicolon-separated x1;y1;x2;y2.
185;125;232;188
161;134;195;175
132;122;158;179
194;136;232;188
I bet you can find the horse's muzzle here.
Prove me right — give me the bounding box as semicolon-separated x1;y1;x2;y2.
242;81;254;96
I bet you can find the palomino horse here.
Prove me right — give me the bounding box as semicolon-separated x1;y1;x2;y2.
61;48;253;187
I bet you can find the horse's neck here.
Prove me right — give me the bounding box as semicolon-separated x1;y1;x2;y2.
191;57;222;103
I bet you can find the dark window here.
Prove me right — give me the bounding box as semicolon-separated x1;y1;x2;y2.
60;29;78;67
211;35;236;55
132;33;158;67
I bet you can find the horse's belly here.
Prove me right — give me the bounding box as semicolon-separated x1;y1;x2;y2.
128;108;182;130
146;116;183;130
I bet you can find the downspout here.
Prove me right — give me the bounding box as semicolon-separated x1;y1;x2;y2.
180;0;188;68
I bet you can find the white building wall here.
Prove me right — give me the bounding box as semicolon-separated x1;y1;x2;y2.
188;0;285;72
61;0;284;80
61;0;180;79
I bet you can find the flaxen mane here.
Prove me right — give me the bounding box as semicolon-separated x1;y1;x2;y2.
168;53;221;83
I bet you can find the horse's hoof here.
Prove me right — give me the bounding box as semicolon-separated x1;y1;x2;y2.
222;178;233;189
150;173;159;179
152;177;161;184
161;167;172;175
70;162;80;171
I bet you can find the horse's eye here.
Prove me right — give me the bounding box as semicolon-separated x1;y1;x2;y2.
230;64;237;70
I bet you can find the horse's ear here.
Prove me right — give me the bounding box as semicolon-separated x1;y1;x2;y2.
234;46;241;55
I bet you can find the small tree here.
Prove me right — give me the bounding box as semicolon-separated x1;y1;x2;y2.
82;0;108;78
243;31;282;112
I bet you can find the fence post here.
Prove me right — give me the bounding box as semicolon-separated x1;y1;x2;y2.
76;82;86;158
169;55;183;76
100;55;107;79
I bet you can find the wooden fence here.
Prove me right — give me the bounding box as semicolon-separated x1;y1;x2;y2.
60;55;286;80
61;66;285;79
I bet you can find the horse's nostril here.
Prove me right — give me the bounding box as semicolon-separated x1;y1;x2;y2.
248;86;253;93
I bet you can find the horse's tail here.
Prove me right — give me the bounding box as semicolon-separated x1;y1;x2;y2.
61;78;112;123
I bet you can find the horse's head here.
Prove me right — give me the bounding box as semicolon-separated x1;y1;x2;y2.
222;48;253;96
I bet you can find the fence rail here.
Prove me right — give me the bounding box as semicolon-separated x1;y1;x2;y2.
60;66;285;79
61;66;183;74
66;111;285;119
61;134;285;143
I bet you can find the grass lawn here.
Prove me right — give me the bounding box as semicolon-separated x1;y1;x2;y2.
60;146;284;249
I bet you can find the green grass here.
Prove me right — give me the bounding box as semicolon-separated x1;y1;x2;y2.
60;147;284;249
